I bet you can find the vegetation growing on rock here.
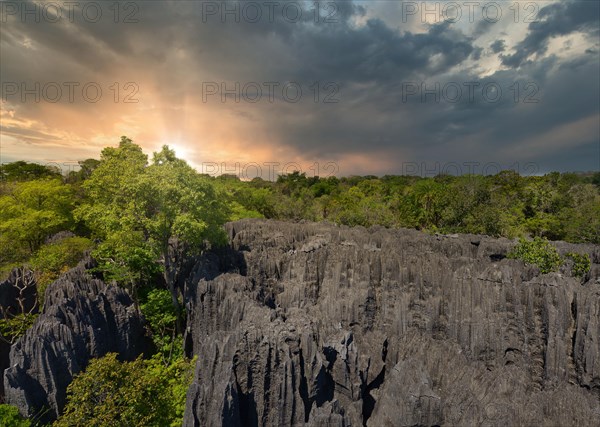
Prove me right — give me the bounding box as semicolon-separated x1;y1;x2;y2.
566;252;592;279
0;404;30;427
54;353;194;427
507;237;563;273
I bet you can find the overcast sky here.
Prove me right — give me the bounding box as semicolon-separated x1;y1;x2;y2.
1;0;599;177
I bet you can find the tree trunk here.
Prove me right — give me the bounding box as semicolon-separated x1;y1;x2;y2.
163;252;184;334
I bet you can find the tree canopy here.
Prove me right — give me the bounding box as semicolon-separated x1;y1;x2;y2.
75;138;229;320
0;179;74;261
0;161;61;182
216;171;600;244
55;353;193;427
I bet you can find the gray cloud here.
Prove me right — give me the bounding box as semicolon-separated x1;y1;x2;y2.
501;0;600;68
490;40;505;53
1;0;598;173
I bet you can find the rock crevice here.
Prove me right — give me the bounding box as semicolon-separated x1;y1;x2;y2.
3;260;150;423
184;219;600;426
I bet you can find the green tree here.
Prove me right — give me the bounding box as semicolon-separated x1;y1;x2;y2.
565;252;591;279
508;237;562;274
29;236;93;306
213;179;271;220
330;186;368;226
591;172;600;189
75;136;148;236
0;404;30;427
76;139;228;324
141;146;228;315
65;159;101;184
310;177;339;198
0;268;39;346
395;179;446;230
0;161;61;182
55;353;194;427
0;179;74;261
559;184;600;243
0;312;37;345
140;289;180;365
435;175;489;233
277;171;309;196
92;231;160;299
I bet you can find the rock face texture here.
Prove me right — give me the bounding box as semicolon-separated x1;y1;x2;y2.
184;219;600;427
0;268;38;399
3;260;150;423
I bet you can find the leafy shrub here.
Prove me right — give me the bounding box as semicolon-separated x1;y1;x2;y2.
30;237;93;274
146;354;195;426
228;201;264;221
30;237;93;306
140;289;181;364
508;237;562;274
566;252;591;278
91;231;160;290
0;179;74;255
0;313;38;345
0;263;21;282
55;353;194;427
0;404;30;427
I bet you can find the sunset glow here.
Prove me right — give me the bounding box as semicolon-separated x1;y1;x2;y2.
1;1;598;176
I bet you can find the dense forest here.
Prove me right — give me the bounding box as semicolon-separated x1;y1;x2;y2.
0;137;599;425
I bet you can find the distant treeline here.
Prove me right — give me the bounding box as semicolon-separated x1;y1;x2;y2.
218;170;600;244
2;159;599;261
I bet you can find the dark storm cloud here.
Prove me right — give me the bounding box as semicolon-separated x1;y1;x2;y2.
0;0;138;71
501;0;600;68
472;18;496;38
534;141;600;174
471;47;483;60
389;54;599;169
255;49;599;170
2;0;599;173
278;19;475;84
490;40;505;54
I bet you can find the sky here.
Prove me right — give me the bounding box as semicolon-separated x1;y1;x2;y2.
1;0;599;178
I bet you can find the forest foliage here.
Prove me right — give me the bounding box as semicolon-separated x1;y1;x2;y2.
0;138;598;424
213;169;600;244
54;352;194;427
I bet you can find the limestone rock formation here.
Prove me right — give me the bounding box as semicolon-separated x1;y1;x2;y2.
0;268;38;399
3;259;150;423
184;219;600;426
